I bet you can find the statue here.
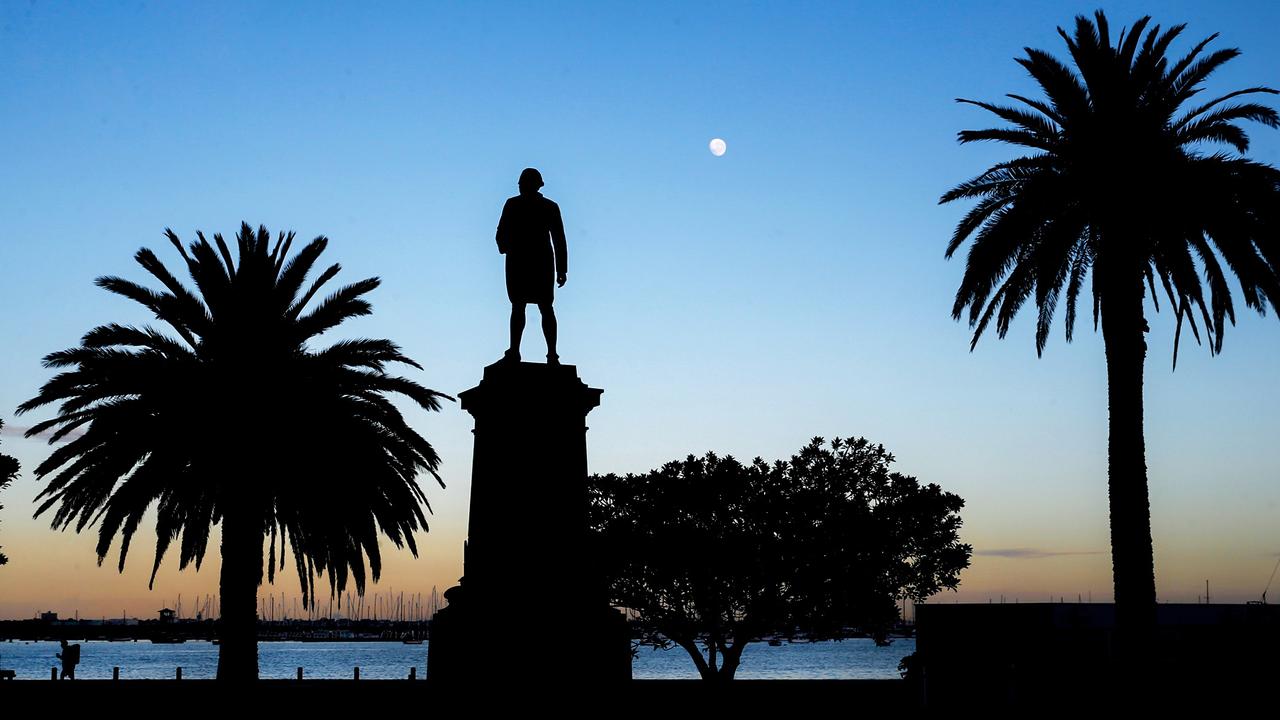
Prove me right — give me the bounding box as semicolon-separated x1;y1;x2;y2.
427;174;631;682
496;167;567;364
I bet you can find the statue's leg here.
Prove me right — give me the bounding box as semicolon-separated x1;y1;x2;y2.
539;302;557;361
509;303;527;357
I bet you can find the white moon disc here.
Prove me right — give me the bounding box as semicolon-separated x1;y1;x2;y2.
709;137;727;156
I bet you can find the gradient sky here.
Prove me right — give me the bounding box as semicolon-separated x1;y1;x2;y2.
2;1;1279;619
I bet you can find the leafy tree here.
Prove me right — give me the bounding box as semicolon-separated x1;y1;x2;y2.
0;421;19;566
17;224;449;680
941;11;1280;641
588;437;971;682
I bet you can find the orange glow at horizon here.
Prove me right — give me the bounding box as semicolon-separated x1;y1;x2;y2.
3;495;1277;619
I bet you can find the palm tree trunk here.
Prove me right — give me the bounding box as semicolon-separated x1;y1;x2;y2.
1100;278;1158;661
216;504;262;681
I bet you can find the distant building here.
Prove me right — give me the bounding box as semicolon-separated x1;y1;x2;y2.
39;611;58;622
158;608;176;623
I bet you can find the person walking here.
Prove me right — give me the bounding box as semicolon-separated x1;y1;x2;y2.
56;639;80;680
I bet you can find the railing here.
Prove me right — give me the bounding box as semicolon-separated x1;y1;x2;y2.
43;664;421;680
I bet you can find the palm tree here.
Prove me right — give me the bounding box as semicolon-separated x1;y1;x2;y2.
942;12;1280;644
17;224;451;680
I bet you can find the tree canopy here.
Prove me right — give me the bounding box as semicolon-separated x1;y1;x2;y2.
588;436;971;681
0;421;18;566
942;11;1280;364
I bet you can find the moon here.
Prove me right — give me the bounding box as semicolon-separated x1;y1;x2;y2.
709;138;727;157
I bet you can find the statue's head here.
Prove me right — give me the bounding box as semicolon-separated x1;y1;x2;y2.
518;167;544;194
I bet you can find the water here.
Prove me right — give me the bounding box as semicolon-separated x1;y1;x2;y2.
633;638;912;680
0;638;913;680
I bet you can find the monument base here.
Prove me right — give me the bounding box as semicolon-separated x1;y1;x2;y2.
427;583;630;682
427;361;632;682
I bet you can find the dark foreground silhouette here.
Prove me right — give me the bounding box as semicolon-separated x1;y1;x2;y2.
498;167;568;364
912;602;1280;707
0;680;914;714
0;661;1272;711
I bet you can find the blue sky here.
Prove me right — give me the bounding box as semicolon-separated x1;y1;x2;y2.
1;1;1279;617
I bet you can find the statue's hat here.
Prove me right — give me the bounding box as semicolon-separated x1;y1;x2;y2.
519;168;544;189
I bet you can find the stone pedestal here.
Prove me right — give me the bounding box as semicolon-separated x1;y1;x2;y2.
427;361;631;682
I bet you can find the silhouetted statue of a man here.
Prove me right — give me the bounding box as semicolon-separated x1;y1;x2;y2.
496;168;567;364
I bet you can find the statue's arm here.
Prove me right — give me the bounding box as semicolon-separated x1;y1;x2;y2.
551;201;567;275
496;199;512;254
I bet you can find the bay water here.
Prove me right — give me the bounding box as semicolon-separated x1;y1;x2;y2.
0;638;913;680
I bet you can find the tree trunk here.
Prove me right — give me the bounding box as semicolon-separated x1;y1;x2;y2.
672;635;734;683
676;637;747;682
719;641;745;681
216;503;262;681
1100;275;1158;662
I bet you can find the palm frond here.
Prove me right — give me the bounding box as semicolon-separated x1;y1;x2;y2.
293;278;380;341
944;11;1280;366
956;98;1060;138
1175;88;1280;128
